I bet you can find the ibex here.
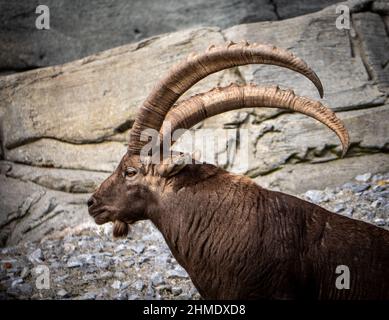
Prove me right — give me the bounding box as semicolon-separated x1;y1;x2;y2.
88;42;389;299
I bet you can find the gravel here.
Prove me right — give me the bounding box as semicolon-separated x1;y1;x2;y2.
0;172;388;300
300;172;389;227
0;219;199;300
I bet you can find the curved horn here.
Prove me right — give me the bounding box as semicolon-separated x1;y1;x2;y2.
160;84;350;157
128;41;324;154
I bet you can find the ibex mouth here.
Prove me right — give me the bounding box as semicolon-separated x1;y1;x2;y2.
93;211;111;225
113;220;129;238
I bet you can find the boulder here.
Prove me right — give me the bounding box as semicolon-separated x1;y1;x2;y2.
223;4;386;111
352;12;389;91
0;161;109;193
242;104;389;176
0;175;90;245
255;153;389;194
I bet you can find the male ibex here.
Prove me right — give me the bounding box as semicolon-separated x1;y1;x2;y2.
88;42;389;299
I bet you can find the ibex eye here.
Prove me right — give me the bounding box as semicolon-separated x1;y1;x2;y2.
124;167;137;178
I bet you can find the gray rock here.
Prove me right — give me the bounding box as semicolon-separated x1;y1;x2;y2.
11;278;23;287
7;283;33;297
114;271;126;279
111;280;122;290
82;274;96;282
256;153;389;195
155;284;172;294
304;190;328;204
121;281;131;290
132;280;145;291
243;105;389;181
123;260;135;268
50;261;61;269
379;191;389;199
355;173;372;182
142;231;164;242
373;218;386;226
55;274;69;283
353;12;389;91
138;256;151;265
189;287;200;297
373;185;385;192
63;243;76;253
274;0;340;19
115;291;129;300
151;273;165;287
172;287;183;296
28;248;44;264
224;6;386;112
95;256;111;269
176;293;192;300
342;182;371;193
77;291;97;300
145;283;155;298
66;257;83;268
154;254;170;266
343;208;354;217
167;268;189;279
0;175;90;245
0;161;109;193
57;289;69;298
20;267;29;279
333;203;346;213
371;199;383;208
366;211;376;220
372;0;389;14
114;244;127;253
98;271;114;279
130;243;145;255
352;184;371;193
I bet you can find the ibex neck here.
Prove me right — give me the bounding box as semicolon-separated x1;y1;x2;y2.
148;166;262;298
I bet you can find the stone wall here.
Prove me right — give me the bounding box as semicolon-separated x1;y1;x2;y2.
0;0;340;71
0;0;388;245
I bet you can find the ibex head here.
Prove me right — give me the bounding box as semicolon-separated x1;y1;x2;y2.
87;151;191;237
87;41;350;237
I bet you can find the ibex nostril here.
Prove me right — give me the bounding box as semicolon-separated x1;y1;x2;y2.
87;197;96;207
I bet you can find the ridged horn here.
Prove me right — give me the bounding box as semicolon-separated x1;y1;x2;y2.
160;84;350;157
128;41;324;154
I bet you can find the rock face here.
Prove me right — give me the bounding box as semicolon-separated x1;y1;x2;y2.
0;27;240;154
0;0;340;71
0;0;388;245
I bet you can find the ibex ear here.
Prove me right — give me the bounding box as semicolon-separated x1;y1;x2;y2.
157;152;195;178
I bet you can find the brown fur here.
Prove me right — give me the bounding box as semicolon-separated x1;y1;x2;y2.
88;153;389;299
